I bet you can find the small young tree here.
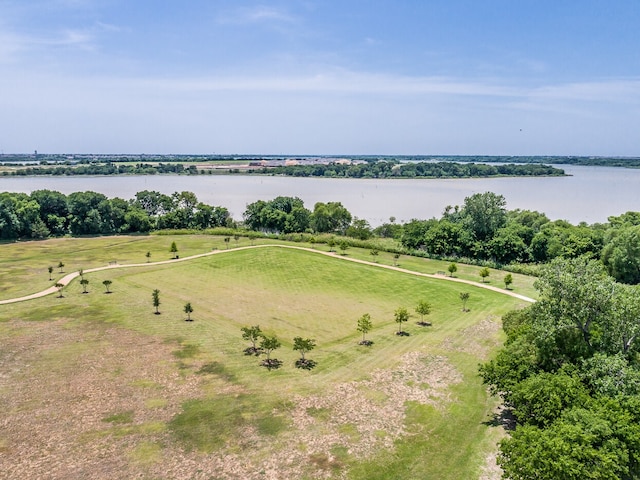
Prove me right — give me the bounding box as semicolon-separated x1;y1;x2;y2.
357;313;373;345
152;289;161;314
327;237;336;252
184;302;193;321
58;261;64;273
479;267;490;283
80;278;89;294
415;300;432;326
393;253;400;266
233;234;240;246
170;241;178;259
460;292;470;312
102;279;112;293
241;325;264;355
48;266;53;281
224;237;231;249
504;273;514;290
259;335;282;369
146;251;151;263
394;307;410;335
293;337;317;369
78;268;84;278
55;282;64;298
448;263;458;277
370;249;379;262
339;240;349;255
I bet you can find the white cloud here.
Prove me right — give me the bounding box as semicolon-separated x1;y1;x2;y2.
217;5;297;25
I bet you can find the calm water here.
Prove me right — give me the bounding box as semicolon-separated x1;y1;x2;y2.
1;165;638;226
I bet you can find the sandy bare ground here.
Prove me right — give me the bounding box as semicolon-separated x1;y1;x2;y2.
0;244;536;305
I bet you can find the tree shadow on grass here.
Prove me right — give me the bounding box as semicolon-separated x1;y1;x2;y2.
483;406;516;431
295;359;317;370
260;359;283;371
243;347;263;357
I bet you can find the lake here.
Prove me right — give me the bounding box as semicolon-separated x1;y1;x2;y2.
1;165;638;226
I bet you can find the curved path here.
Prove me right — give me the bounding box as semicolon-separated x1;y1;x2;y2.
0;244;536;305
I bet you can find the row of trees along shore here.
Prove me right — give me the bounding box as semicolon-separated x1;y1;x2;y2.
2;189;640;284
1;160;564;178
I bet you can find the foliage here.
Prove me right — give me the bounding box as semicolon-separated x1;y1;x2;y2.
459;292;470;311
479;267;490;283
415;300;432;325
293;337;317;369
102;279;112;293
356;313;373;344
259;335;282;369
394;307;410;335
504;273;513;289
152;289;160;314
184;302;193;321
602;225;640;284
481;257;640;479
241;325;264;355
447;262;457;277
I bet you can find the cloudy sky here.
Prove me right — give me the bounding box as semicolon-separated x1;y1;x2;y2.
1;0;639;155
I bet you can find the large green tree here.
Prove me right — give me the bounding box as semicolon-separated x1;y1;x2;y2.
602;225;640;284
460;192;507;241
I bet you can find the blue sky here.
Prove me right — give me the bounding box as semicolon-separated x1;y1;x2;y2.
1;0;639;155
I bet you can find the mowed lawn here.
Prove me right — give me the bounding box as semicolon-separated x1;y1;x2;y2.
0;242;525;479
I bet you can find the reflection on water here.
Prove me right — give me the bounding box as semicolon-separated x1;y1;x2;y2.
1;165;639;225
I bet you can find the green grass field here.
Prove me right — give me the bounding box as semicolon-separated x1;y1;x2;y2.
0;236;527;479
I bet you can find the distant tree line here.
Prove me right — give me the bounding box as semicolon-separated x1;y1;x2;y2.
3;163;198;176
249;161;564;179
2;189;639;284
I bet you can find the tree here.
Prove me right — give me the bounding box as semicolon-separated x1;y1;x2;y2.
170;241;178;259
55;282;64;298
310;201;352;234
293;337;317;369
393;253;400;266
146;251;151;263
601;225;640;284
80;278;89;293
233;234;240;246
479;267;490;283
48;265;53;280
415;300;432;326
241;325;264;355
224;237;230;249
58;261;64;273
327;237;336;252
259;335;282;369
346;217;373;240
370;249;379;262
102;279;112;293
448;262;457;277
184;302;193;321
339;240;349;255
357;313;373;345
461;192;507;241
460;292;470;311
504;273;514;289
152;289;161;314
394;307;410;335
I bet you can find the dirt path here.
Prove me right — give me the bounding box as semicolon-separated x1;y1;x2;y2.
0;244;536;305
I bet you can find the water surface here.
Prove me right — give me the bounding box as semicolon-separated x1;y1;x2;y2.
1;165;638;225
